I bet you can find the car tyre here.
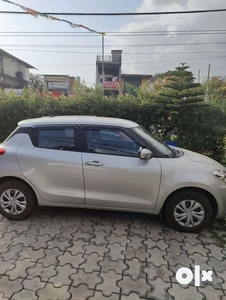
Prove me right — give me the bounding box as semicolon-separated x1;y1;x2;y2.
0;180;37;220
165;190;213;233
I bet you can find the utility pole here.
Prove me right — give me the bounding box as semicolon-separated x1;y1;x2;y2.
205;64;211;101
102;33;105;95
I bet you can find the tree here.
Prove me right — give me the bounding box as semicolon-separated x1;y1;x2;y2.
202;76;226;113
30;74;47;92
152;63;206;139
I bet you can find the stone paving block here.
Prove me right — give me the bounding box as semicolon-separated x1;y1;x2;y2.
0;291;8;300
106;234;130;246
127;235;144;249
26;263;57;281
0;245;9;256
30;235;52;250
147;247;167;267
200;270;223;290
0;276;23;298
120;294;140;300
71;269;102;289
67;240;88;255
0;220;15;233
6;224;28;234
0;231;19;246
164;252;193;267
144;238;169;250
198;285;223;300
99;258;127;274
96;270;121;296
123;247;150;261
166;240;186;255
0;259;15;275
18;247;45;262
168;284;203;300
162;231;185;242
182;233;200;246
124;258;145;280
37;283;71;300
80;253;103;273
70;284;94;300
84;243;109;256
49;264;76;287
23;227;41;238
182;243;209;256
79;221;94;232
94;224;115;233
55;226;75;240
144;263;173;282
0;244;25;261
6;258;34;280
46;237;72;251
188;253;210;270
57;252;85;268
218;270;226;290
89;291;119;300
38;248;63;267
12;234;37;247
118;276;153;298
199;228;214;237
208;258;226;272
147;277;172;300
146;228;162;241
72;231;93;242
127;227;146;237
106;244;125;261
11;289;37;300
23;277;45;291
39;226;62;237
112;224;128;237
90;231;109;245
205;244;224;261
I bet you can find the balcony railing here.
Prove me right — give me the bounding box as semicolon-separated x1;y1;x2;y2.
97;55;121;63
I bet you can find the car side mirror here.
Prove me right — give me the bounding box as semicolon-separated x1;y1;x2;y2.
139;148;152;160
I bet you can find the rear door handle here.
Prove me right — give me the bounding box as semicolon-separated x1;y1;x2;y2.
85;161;103;167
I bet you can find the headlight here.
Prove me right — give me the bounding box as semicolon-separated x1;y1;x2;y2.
212;170;226;183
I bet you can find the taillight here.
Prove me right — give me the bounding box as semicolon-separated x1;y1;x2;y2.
0;148;5;155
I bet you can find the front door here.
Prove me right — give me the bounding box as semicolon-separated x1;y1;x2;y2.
16;126;84;204
81;127;161;210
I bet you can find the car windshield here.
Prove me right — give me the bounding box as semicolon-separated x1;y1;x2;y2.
133;126;174;158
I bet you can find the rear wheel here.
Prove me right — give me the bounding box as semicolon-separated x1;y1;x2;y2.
0;180;37;220
165;190;213;232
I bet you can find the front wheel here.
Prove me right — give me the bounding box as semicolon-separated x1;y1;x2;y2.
0;180;37;220
165;191;213;233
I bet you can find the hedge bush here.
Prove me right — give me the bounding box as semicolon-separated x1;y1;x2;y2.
0;88;225;165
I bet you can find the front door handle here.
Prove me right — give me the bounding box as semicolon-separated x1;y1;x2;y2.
85;161;103;167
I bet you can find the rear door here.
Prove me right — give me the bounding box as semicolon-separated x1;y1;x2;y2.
81;126;161;210
16;126;84;204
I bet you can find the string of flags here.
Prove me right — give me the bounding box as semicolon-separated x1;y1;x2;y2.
1;0;105;35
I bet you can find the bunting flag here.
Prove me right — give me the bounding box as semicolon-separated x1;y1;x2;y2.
1;0;105;35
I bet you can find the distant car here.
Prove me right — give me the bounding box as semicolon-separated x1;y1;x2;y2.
0;116;225;232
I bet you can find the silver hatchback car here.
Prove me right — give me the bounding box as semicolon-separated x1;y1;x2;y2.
0;116;225;232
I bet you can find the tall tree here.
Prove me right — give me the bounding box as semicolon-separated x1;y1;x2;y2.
153;63;206;139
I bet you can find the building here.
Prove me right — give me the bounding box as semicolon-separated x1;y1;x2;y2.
0;49;35;90
121;74;152;94
96;50;122;96
96;49;152;95
43;75;75;96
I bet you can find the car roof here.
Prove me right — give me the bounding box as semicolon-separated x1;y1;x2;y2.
18;116;139;128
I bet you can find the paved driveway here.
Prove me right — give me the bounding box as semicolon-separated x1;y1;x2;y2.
0;207;225;300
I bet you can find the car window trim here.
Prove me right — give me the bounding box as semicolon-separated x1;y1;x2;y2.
80;125;148;158
31;125;81;152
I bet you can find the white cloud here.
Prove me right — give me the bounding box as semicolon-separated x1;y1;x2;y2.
109;0;226;80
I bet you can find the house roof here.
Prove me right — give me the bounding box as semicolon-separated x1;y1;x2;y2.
0;49;36;69
121;74;152;79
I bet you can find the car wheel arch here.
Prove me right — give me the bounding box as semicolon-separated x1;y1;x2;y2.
0;176;38;206
161;187;218;220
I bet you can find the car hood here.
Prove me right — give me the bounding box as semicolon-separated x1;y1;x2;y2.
174;147;226;171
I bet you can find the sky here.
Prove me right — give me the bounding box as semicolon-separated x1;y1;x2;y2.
0;0;226;85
